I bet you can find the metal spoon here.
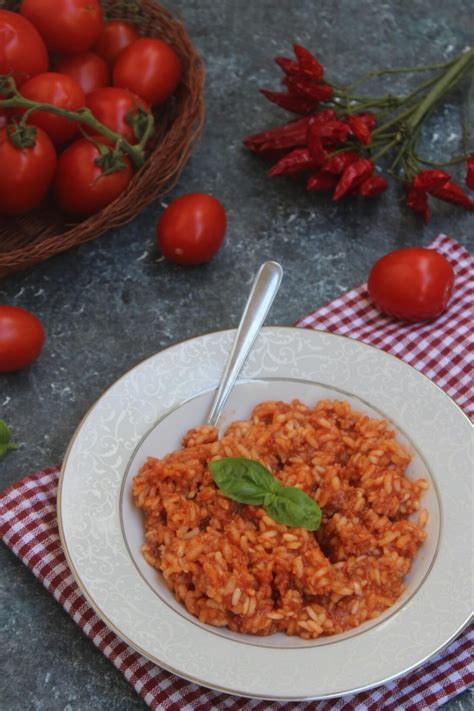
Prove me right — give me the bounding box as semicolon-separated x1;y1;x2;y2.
207;261;283;427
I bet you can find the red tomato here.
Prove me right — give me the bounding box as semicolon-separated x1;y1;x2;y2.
19;72;85;146
113;38;181;106
0;305;45;372
0;125;57;216
157;194;227;265
93;20;139;68
0;10;48;87
54;138;132;217
86;87;149;144
367;247;455;322
56;51;109;95
0;109;7;129
20;0;103;54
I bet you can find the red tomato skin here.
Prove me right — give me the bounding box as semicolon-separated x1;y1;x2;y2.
19;72;85;146
54;138;132;217
367;248;455;322
0;305;45;372
113;38;181;106
86;87;149;144
20;0;103;54
93;20;139;68
56;51;110;95
0;10;48;87
157;193;227;265
0;126;57;216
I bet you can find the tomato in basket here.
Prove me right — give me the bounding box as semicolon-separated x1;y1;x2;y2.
19;72;85;146
0;125;57;217
56;51;110;95
20;0;104;54
86;87;149;144
93;20;139;68
113;38;181;106
0;10;48;87
54;138;132;217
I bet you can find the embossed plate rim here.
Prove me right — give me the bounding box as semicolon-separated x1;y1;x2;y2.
58;326;473;700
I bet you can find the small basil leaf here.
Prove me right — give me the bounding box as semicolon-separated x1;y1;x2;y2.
209;457;280;505
263;492;278;507
0;420;17;460
0;420;10;445
265;486;321;531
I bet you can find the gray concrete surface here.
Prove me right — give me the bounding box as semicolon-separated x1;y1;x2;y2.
1;0;473;708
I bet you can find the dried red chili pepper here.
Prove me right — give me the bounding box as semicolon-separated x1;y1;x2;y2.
274;56;300;75
293;44;324;81
465;154;474;190
306;131;328;166
268;147;317;176
431;180;474;209
283;76;333;103
357;112;377;130
307;109;337;126
259;89;314;114
405;185;430;223
245;124;311;155
412;169;451;193
322;150;360;175
306;172;338;191
347;114;372;145
333;159;373;200
355;175;388;197
307;119;350;144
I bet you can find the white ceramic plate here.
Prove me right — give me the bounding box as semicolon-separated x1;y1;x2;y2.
58;327;473;700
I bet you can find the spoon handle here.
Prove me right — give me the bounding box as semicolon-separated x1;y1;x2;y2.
207;261;283;427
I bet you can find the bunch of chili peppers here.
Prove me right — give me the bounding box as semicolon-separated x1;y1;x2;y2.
245;44;474;222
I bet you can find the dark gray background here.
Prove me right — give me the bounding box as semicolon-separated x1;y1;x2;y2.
1;1;473;708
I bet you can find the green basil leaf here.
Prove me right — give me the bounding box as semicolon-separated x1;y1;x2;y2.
209;457;280;505
0;420;10;445
0;420;17;460
265;486;322;531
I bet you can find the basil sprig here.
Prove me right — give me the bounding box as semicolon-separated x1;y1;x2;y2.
209;457;321;531
0;420;17;460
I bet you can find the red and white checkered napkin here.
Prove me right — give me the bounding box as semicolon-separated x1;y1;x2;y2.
1;234;473;711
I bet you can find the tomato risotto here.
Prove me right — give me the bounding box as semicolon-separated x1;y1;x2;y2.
133;400;428;639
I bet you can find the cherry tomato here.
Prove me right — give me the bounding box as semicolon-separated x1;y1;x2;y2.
19;72;85;146
0;109;7;129
56;51;109;95
20;0;103;54
157;194;227;265
93;20;139;68
367;247;455;322
54;138;132;217
0;305;45;372
0;125;57;216
113;38;181;106
86;87;149;144
0;10;48;87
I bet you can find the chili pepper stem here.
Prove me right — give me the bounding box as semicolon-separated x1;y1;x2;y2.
408;47;474;130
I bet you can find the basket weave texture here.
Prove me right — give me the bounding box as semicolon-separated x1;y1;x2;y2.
0;0;205;279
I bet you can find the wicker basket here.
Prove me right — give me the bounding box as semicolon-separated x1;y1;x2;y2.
0;0;205;279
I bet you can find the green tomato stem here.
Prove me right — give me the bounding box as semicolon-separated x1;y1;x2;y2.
0;79;154;170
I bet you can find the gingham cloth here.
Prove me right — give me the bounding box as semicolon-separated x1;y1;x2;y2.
1;234;473;711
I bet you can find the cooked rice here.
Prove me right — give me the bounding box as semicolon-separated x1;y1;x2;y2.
133;399;428;639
